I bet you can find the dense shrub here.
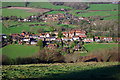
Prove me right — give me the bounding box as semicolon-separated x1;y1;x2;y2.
2;47;119;65
63;53;81;63
35;48;64;63
83;47;119;62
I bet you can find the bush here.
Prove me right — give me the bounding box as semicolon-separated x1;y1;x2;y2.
34;48;64;63
63;53;81;63
84;47;119;62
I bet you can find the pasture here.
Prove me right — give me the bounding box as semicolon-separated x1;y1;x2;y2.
74;11;118;17
2;44;39;59
83;43;118;53
2;62;120;79
87;4;118;10
27;2;72;9
2;21;50;35
2;8;36;18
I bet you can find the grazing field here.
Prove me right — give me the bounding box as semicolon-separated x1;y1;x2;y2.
83;43;118;53
87;4;118;10
2;7;50;18
74;11;118;17
2;62;120;79
2;44;39;59
2;21;77;35
2;2;25;7
46;11;65;14
27;2;72;9
2;21;50;35
2;9;36;18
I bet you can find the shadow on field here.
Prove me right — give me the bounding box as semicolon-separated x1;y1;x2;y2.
4;64;120;80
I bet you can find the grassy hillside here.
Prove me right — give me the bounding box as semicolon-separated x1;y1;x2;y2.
2;21;50;35
2;44;39;59
87;4;118;10
2;62;120;79
27;2;72;9
74;11;118;17
2;9;36;18
2;2;25;7
84;43;118;53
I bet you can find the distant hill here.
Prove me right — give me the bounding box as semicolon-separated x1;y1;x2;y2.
2;2;72;9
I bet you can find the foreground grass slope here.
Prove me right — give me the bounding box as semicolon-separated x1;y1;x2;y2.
2;45;39;59
2;62;120;79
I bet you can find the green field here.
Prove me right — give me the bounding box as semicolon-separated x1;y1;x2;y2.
2;21;50;35
2;9;36;18
2;44;39;59
84;43;118;53
74;11;118;17
46;11;65;14
2;2;25;7
2;62;120;79
2;21;78;35
2;2;72;10
87;4;118;10
27;2;72;9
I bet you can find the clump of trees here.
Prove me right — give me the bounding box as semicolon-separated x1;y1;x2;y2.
82;47;119;62
51;2;89;10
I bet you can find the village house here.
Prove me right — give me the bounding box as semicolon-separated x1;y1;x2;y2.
39;33;45;38
38;37;45;41
56;38;62;42
48;43;57;49
101;37;113;42
82;38;93;43
21;31;28;37
30;40;38;45
45;33;50;37
79;35;87;39
114;37;120;42
18;40;22;45
63;21;70;25
11;33;20;42
69;31;75;37
73;36;80;41
45;37;56;41
62;37;73;41
62;32;69;37
94;36;100;42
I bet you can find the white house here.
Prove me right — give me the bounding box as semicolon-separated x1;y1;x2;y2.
73;36;79;41
82;38;93;42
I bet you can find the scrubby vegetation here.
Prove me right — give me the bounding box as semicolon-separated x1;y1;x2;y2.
2;62;120;79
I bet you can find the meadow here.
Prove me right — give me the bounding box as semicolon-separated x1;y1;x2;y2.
74;11;118;18
87;4;118;10
2;44;39;59
27;2;72;9
2;21;50;35
2;8;37;18
2;2;25;7
83;43;118;53
2;62;120;79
